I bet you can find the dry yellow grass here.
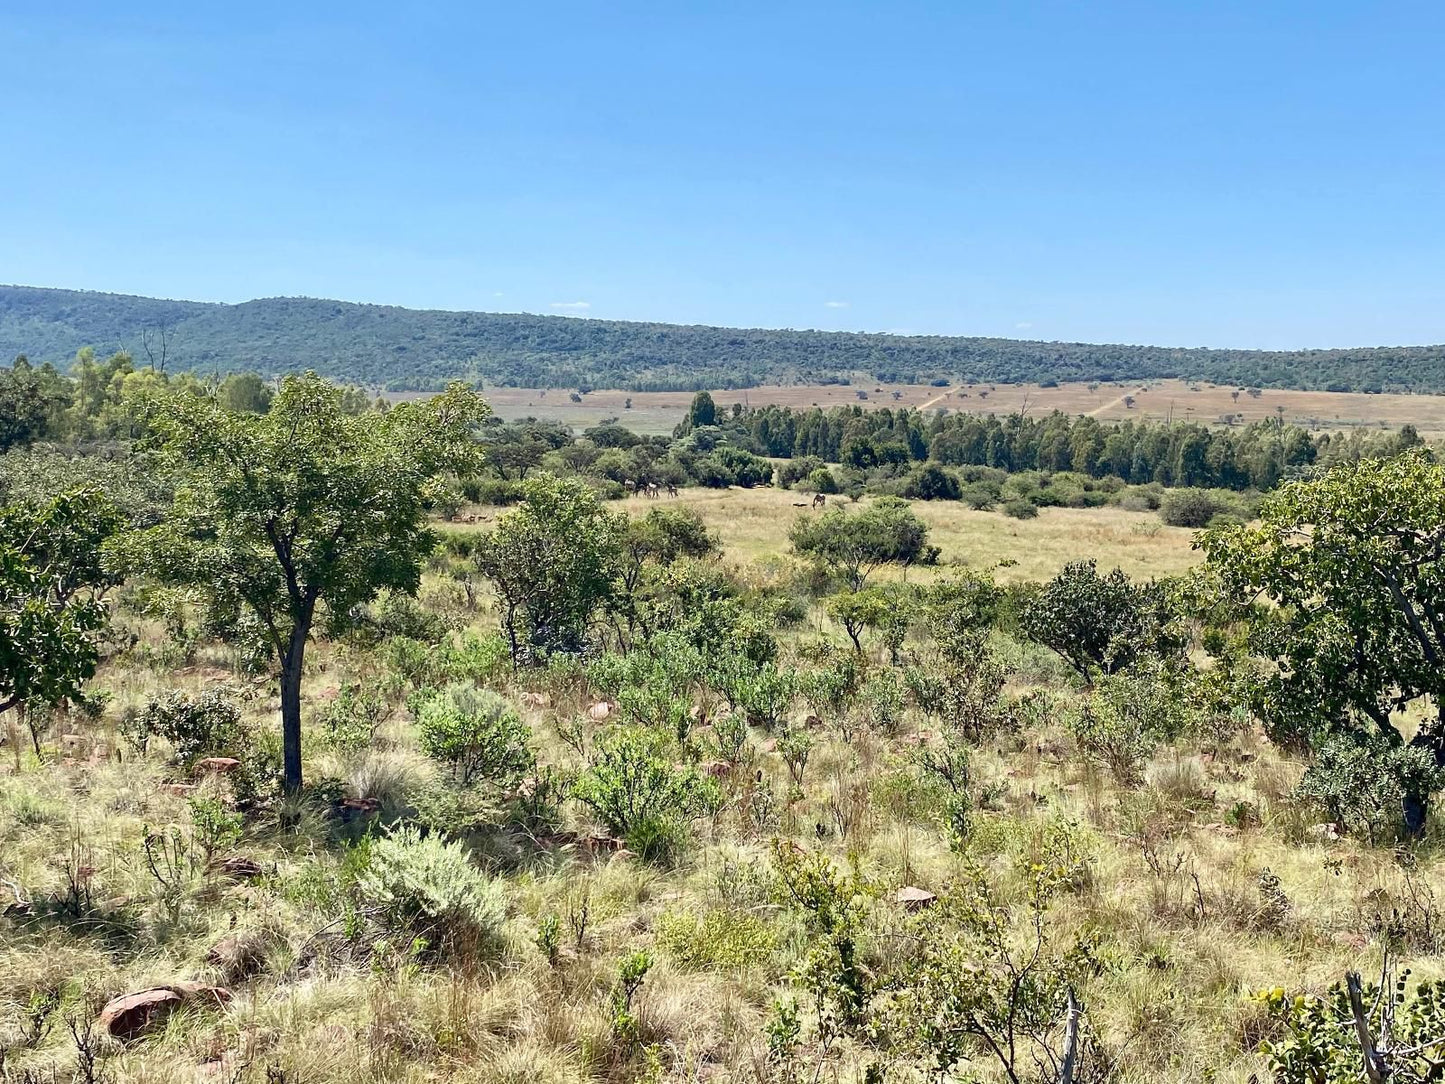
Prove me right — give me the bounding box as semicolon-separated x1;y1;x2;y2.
613;486;1201;582
465;378;1445;437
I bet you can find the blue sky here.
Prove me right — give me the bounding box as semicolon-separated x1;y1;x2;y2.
3;2;1443;348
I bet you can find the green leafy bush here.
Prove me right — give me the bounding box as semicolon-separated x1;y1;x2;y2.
1002;498;1038;519
572;726;709;854
412;684;534;788
657;907;777;970
1159;488;1223;528
1295;733;1445;844
122;688;246;765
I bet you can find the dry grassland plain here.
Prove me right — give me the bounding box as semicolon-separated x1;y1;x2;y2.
606;487;1201;583
476;378;1445;436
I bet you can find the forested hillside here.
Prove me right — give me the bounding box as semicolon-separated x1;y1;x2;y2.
5;283;1445;393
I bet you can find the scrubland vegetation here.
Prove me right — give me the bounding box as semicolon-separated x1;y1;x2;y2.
7;365;1445;1083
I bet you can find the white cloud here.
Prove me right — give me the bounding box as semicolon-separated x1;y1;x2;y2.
1014;321;1033;330
823;300;849;308
550;301;591;311
493;291;505;297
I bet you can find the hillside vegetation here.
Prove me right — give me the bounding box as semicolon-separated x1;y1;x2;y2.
6;370;1445;1082
5;284;1445;393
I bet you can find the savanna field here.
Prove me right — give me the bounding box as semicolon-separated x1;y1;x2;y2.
7;368;1445;1084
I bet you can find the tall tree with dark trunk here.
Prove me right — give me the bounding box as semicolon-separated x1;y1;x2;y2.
1203;449;1445;836
122;373;488;790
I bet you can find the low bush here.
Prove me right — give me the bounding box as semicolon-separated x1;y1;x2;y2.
412;684;534;788
122;689;246;765
355;826;506;954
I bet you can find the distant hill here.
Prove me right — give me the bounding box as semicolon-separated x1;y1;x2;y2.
3;283;1443;393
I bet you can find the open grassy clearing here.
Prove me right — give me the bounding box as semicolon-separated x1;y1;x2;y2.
604;487;1202;583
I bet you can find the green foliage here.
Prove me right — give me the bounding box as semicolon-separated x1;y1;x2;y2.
656;907;777;971
355;826;506;954
770;841;872;1043
905;629;1016;745
1002;497;1038;519
789;498;932;591
572;726;709;847
0;487;121;718
1296;733;1445;844
892;842;1098;1083
9;284;1445;393
476;472;622;665
901;463;961;501
319;683;388;752
1020;559;1183;681
1159;487;1226;527
116;372;490;789
1068;663;1196;786
188;795;243;861
412;684;534;788
610;950;653;1048
1203;451;1445;833
1257;972;1445;1084
825;584;915;656
535;911;562;966
123;688;246;764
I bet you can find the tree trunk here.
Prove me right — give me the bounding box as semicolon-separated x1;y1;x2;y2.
4;706;18;773
279;617;311;792
1403;721;1445;837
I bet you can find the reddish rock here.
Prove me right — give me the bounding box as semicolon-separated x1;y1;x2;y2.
98;983;230;1041
701;760;731;778
339;797;382;814
760;738;778;754
587;701;613;722
194;757;242;776
896;886;937;912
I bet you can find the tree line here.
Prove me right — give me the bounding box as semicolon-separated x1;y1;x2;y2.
710;399;1425;492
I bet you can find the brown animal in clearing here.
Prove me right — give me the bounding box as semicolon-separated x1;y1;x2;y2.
811;493;827;508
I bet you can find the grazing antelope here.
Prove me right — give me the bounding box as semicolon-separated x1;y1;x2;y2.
811;493;827;509
666;483;679;498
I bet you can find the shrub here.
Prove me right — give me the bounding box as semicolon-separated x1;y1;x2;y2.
657;907;777;970
902;464;961;501
776;456;825;489
1069;666;1195;786
808;467;840;494
1295;732;1445;844
1001;498;1038;519
1159;489;1221;528
355;826;506;953
123;689;246;765
572;726;709;849
960;484;997;510
412;684;534;788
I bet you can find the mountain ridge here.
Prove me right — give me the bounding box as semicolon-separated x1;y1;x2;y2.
3;283;1442;394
